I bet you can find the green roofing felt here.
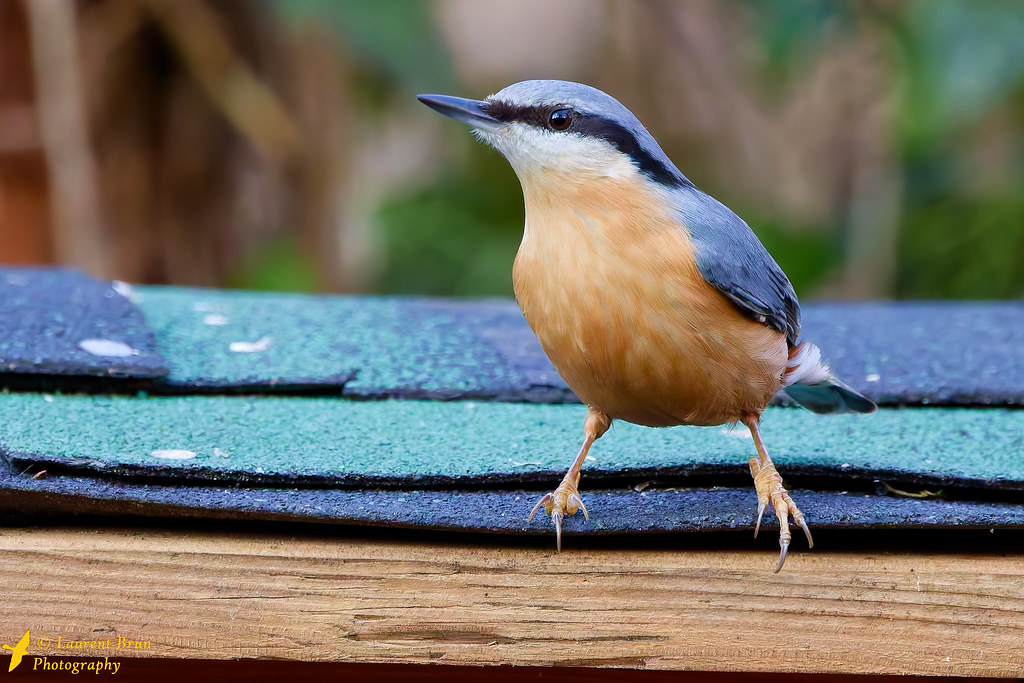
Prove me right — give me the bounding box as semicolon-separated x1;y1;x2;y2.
134;286;549;397
2;393;1021;490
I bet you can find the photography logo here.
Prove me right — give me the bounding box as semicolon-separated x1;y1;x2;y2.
2;630;30;672
3;630;134;675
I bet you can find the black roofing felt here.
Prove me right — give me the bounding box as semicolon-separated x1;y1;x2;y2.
0;268;167;380
2;467;1022;534
797;302;1024;406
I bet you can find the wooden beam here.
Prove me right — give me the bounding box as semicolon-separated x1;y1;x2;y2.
0;527;1020;676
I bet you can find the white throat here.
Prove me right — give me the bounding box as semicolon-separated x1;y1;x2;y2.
474;123;637;182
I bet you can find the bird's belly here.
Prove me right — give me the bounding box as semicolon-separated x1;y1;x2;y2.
522;287;783;425
513;208;786;427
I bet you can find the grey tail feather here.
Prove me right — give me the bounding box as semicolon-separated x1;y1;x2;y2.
784;379;876;415
783;341;876;414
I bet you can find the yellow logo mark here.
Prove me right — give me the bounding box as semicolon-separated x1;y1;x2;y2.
2;630;30;672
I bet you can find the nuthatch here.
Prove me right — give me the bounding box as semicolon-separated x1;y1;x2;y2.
419;80;875;572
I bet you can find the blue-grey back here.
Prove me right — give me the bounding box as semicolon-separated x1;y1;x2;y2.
673;187;801;344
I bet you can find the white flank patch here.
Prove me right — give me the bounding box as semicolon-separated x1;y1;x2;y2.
151;449;197;460
230;336;273;353
79;338;137;357
784;342;829;385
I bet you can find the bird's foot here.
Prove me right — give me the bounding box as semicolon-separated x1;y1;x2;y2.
749;457;813;573
527;477;589;552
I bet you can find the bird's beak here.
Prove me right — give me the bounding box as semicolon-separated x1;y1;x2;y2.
417;94;501;132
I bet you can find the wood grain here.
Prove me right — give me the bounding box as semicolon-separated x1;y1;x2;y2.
0;527;1021;676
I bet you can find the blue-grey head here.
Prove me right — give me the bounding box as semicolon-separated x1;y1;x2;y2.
418;80;692;190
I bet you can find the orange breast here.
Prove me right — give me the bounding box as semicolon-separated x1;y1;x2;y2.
512;171;787;427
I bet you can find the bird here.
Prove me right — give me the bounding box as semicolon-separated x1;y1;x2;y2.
418;80;875;572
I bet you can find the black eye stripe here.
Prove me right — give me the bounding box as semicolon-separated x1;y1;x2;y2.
574;117;689;188
483;101;550;126
481;100;691;189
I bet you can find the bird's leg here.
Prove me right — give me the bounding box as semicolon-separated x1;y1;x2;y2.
528;406;611;551
742;413;813;572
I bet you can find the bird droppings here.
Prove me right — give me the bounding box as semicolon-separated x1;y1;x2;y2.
151;449;197;460
79;339;138;358
229;337;273;353
214;448;230;458
111;280;136;302
203;314;229;326
866;373;881;383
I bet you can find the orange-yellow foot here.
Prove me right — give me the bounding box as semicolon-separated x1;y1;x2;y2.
527;479;589;552
749;457;814;573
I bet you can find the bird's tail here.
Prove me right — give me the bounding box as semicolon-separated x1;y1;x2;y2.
782;341;876;414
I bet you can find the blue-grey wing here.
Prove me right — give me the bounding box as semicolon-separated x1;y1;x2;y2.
673;188;800;345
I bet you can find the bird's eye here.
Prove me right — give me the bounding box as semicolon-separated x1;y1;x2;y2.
548;108;573;131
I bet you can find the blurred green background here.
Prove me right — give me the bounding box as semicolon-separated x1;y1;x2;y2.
2;0;1022;301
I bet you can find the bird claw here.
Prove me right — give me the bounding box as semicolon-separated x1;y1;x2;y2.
774;539;790;574
552;510;563;551
527;493;553;522
750;456;811;572
568;493;589;520
797;515;814;548
754;500;767;538
528;481;588;551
